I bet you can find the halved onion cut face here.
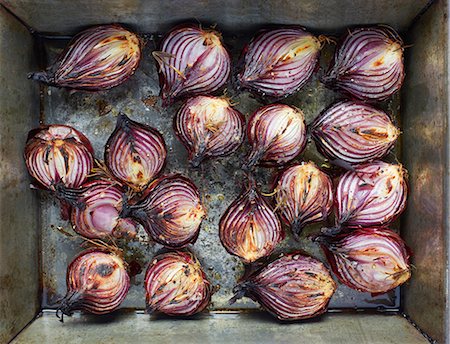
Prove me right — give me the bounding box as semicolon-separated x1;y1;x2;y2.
154;25;231;105
239;27;321;97
322;26;405;101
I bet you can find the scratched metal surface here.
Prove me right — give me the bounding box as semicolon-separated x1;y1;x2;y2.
39;29;402;311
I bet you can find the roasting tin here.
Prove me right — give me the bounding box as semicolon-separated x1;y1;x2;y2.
0;0;448;343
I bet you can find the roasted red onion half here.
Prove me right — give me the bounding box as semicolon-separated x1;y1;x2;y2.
239;27;321;97
24;125;94;190
320;227;411;294
29;25;141;91
311;101;399;165
153;25;231;105
219;186;283;263
275;162;333;236
322;26;405;101
57;250;130;319
230;253;336;320
336;162;407;228
127;175;206;248
244;104;307;169
174;96;245;167
105;113;166;192
66;180;138;239
145;251;211;316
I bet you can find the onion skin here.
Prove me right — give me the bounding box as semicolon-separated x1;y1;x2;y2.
322;26;405;101
230;253;336;320
154;25;231;105
311;101;399;165
105;113;166;192
320;227;411;294
239;27;321;97
174;96;245;167
70;180;138;239
127;175;206;248
29;25;141;91
145;251;211;316
219;186;283;263
244;104;307;169
336;162;407;228
24;125;94;190
57;249;130;317
275;162;333;236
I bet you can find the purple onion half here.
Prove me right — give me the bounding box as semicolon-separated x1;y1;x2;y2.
219;186;283;263
154;25;231;105
127;175;206;248
336;161;407;228
24;125;94;191
244;104;307;169
174;95;245;167
311;100;399;165
239;27;321;97
274;162;333;236
320;227;411;294
322;25;405;101
29;25;141;91
145;251;211;316
230;253;336;320
105;113;166;193
69;180;138;239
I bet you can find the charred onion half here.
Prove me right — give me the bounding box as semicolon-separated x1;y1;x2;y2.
154;25;231;105
219;186;283;263
244;104;307;169
274;162;333;236
320;227;411;294
127;175;206;248
322;26;405;101
66;180;138;239
335;161;408;228
57;249;130;319
239;27;321;97
311;100;399;165
230;253;336;320
145;251;211;316
174;95;245;167
105;113;166;192
24;124;94;190
29;25;141;90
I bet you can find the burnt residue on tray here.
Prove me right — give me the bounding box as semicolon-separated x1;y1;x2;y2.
37;28;401;311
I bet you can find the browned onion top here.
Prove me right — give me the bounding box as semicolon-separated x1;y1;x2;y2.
24;124;94;190
154;25;231;105
174;95;245;167
128;175;206;248
239;27;321;97
244;104;307;169
275;162;333;235
320;227;411;294
219;187;283;263
322;26;405;101
145;251;211;316
57;249;130;317
29;25;141;91
231;253;336;320
105;113;166;192
311;100;399;165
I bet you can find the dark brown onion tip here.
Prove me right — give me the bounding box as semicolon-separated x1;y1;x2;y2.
229;281;252;305
56;290;82;322
189;149;206;168
28;71;52;84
